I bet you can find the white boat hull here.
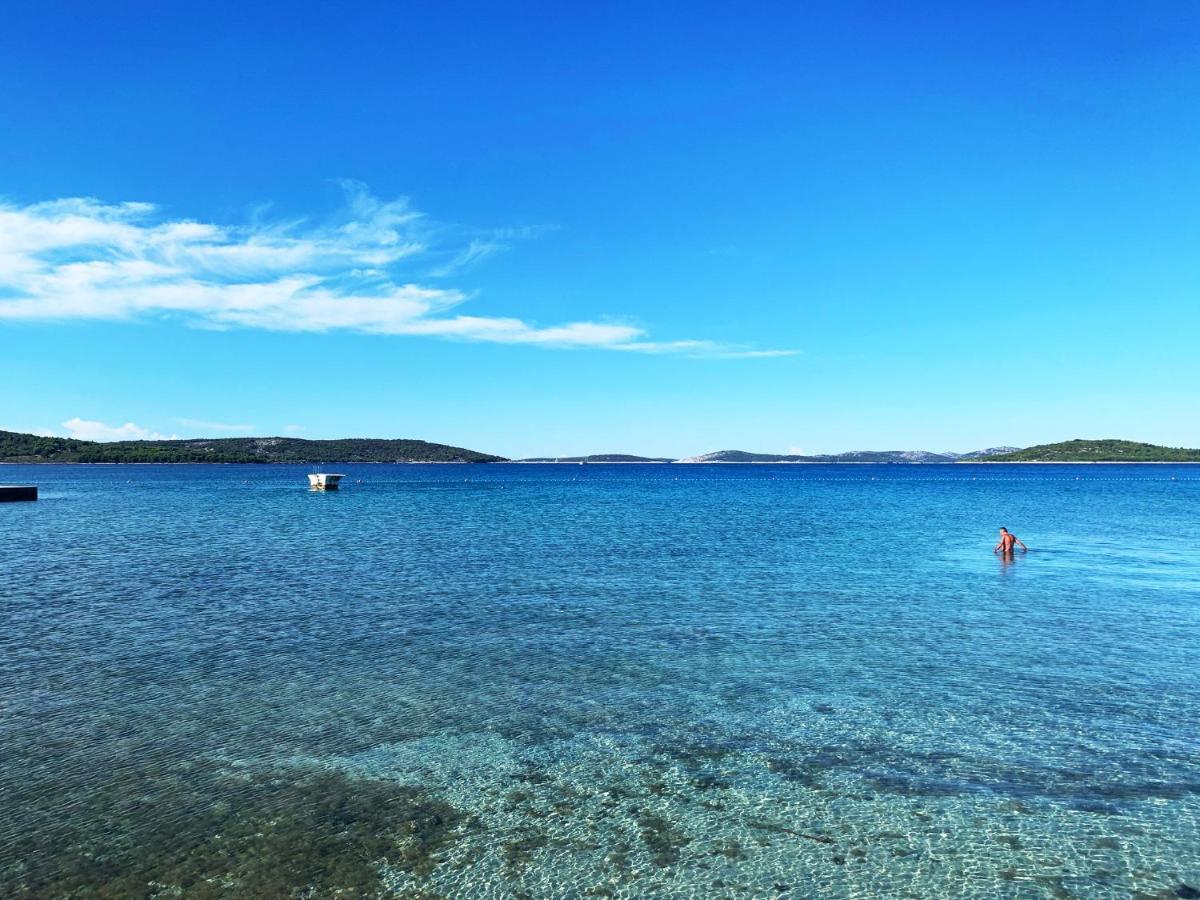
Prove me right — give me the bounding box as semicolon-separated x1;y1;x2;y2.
308;473;346;490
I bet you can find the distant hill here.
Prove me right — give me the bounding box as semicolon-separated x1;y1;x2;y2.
518;454;675;463
0;430;505;463
951;446;1022;460
984;439;1200;462
14;430;1193;464
678;449;959;463
820;450;956;463
677;450;809;463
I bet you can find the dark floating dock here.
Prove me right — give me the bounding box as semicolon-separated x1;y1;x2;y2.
0;485;38;502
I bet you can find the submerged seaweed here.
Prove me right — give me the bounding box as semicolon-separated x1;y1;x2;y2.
1;761;469;899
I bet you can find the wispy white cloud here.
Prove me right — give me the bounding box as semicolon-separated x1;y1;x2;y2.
608;342;798;359
426;239;503;277
176;418;255;432
283;424;304;434
701;348;800;360
0;185;793;357
62;417;174;442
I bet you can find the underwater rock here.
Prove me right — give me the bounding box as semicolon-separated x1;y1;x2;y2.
635;810;691;867
502;830;549;875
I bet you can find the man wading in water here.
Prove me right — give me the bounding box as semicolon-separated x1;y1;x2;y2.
993;527;1028;555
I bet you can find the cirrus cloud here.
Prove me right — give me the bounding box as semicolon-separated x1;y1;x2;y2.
0;185;793;358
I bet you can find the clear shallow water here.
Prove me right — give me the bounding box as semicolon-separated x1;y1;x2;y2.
2;463;1198;899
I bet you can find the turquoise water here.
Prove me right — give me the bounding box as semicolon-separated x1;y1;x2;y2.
2;463;1198;898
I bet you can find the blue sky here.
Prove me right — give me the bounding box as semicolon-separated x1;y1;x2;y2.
2;1;1198;458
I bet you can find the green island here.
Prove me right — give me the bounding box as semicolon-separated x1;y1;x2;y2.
0;430;505;464
978;439;1200;463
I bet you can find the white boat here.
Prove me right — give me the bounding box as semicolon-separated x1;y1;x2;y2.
307;472;346;490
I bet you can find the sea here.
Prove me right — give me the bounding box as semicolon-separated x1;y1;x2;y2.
2;463;1198;898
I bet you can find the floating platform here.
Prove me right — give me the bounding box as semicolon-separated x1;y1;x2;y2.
0;485;37;502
